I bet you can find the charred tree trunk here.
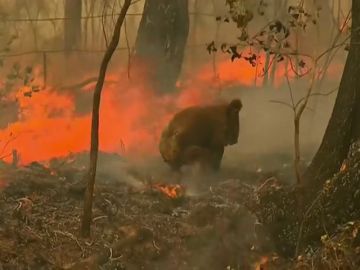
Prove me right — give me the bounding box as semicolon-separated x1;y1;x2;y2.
134;0;189;93
303;0;360;194
64;0;82;51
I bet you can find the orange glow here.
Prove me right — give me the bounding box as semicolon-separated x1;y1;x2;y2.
152;183;185;199
339;14;351;33
197;50;299;89
255;256;269;270
340;162;347;172
197;58;260;87
0;72;215;164
0;54;344;165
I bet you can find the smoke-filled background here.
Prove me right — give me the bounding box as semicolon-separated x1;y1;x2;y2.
0;0;350;181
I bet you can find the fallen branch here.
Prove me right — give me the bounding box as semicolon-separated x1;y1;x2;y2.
60;77;97;90
59;77;117;91
53;230;84;254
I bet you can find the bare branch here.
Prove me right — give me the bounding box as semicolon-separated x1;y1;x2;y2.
285;71;295;111
101;2;109;47
295;87;339;110
269;100;294;110
259;54;276;77
318;10;352;82
286;56;312;77
120;0;132;79
59;77;117;91
315;35;351;63
1;11;216;23
295;61;317;122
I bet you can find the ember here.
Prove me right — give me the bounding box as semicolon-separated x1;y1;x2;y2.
255;256;269;270
340;161;347;172
152;183;185;199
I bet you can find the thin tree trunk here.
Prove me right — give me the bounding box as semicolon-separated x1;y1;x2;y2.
89;0;95;48
134;0;189;93
64;0;82;51
294;117;301;185
264;0;283;86
83;0;89;49
303;0;360;194
190;0;199;66
80;0;132;238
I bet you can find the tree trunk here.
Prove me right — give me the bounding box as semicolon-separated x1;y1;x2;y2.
303;0;360;194
264;0;284;86
64;0;82;51
306;0;337;46
80;0;132;238
134;0;189;93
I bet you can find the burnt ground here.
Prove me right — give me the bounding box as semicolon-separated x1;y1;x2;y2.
0;151;359;270
0;151;289;270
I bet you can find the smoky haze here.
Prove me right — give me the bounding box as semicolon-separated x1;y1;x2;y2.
0;0;348;184
0;1;352;269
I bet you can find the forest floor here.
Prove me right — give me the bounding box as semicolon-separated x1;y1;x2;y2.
0;152;358;269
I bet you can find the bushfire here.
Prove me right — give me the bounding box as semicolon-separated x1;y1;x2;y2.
0;54;340;165
152;183;186;199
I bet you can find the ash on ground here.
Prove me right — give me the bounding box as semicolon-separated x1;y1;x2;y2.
0;150;358;269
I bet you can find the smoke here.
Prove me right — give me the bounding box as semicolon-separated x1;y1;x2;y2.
0;3;348;269
0;53;342;190
0;0;346;186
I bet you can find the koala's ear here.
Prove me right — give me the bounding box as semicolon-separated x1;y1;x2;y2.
229;99;242;113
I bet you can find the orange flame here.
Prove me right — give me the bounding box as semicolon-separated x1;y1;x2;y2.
153;183;185;199
0;66;219;165
197;50;298;89
0;55;344;165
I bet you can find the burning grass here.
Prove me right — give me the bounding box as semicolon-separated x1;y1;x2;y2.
151;183;186;199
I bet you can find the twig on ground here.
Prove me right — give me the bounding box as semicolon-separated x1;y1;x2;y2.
53;230;84;254
92;215;107;222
